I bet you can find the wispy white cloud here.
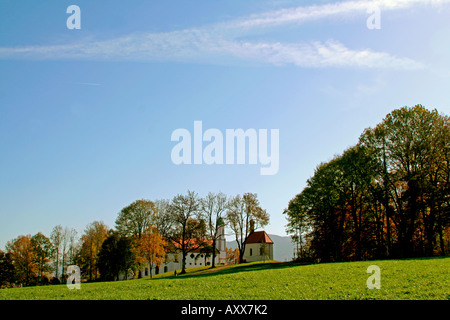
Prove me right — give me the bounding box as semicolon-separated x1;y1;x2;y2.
0;34;423;69
0;0;446;69
209;39;423;69
227;0;450;29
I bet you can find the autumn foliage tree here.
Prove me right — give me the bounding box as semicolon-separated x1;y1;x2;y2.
285;105;450;262
31;232;53;283
76;221;109;281
226;247;240;265
6;235;38;286
133;226;166;278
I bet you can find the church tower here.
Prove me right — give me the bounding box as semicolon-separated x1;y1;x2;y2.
216;217;227;264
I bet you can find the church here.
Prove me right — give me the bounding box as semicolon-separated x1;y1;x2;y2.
122;219;273;279
242;230;274;263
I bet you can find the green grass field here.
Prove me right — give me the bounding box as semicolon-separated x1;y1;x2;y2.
1;257;449;300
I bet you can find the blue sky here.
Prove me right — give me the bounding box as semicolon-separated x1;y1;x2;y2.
1;0;450;249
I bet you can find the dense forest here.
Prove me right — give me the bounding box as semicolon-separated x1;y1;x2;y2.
284;105;450;262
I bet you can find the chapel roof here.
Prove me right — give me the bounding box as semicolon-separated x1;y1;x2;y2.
244;231;273;244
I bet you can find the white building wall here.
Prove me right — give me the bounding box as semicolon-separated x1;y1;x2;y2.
127;252;220;279
243;243;273;263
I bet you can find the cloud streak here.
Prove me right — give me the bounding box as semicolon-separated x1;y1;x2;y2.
227;0;450;29
1;0;446;69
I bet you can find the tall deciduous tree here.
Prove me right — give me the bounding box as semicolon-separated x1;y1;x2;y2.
0;250;16;287
6;235;37;286
168;190;205;274
226;193;269;263
360;105;450;257
286;105;450;262
60;227;78;282
116;199;157;239
154;199;174;238
283;192;310;261
50;225;64;281
31;232;53;283
133;226;166;278
199;192;228;268
97;233;135;281
77;221;109;281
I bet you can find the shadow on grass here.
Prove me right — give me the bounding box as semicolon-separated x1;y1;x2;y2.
143;255;450;282
149;261;309;281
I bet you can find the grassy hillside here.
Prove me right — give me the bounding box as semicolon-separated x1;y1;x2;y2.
1;257;449;300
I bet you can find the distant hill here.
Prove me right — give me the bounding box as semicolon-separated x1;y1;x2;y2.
226;234;296;262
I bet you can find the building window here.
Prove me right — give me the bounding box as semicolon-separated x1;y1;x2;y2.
250;248;253;256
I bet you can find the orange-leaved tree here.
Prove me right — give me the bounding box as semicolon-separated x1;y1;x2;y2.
6;235;38;286
134;226;166;278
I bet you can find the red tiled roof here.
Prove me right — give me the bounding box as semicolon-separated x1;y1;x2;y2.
170;238;214;249
166;238;218;253
244;231;273;244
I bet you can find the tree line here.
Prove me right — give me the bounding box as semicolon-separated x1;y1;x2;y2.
0;191;268;288
284;105;450;262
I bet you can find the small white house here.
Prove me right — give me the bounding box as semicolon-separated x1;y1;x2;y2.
242;231;274;263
